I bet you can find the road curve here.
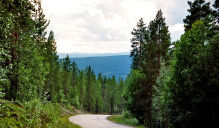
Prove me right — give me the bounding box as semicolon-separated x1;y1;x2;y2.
69;114;133;128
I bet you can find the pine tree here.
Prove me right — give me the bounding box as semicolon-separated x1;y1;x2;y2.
110;75;116;115
95;80;104;113
116;78;124;114
212;0;219;24
34;0;49;42
44;31;59;101
126;10;171;127
71;61;78;90
85;66;92;112
90;70;96;112
98;74;107;113
183;0;213;31
77;69;86;107
105;77;112;114
62;55;71;99
130;18;146;70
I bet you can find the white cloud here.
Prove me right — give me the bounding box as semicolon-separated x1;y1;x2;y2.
56;40;130;53
41;0;215;53
169;23;184;41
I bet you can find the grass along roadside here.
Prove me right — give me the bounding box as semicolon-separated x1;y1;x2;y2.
59;114;81;128
107;115;146;128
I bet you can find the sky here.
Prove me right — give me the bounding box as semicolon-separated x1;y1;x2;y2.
41;0;215;53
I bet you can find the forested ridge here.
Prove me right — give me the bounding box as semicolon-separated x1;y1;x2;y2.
68;55;131;80
0;0;219;128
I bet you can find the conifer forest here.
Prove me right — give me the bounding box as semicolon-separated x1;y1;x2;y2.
0;0;219;128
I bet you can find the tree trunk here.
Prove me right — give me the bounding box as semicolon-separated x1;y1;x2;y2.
8;30;19;101
66;71;68;99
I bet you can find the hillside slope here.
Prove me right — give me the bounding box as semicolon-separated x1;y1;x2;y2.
69;55;131;79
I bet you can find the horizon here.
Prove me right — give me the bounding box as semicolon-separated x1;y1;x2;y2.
57;51;130;58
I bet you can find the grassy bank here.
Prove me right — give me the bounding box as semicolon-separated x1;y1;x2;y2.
58;114;81;128
108;115;146;128
0;99;81;128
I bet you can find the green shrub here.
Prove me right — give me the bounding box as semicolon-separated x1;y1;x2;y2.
122;110;132;119
71;95;79;107
0;99;80;128
108;115;145;128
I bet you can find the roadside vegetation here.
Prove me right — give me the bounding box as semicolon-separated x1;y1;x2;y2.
0;99;81;128
107;111;145;128
59;114;81;128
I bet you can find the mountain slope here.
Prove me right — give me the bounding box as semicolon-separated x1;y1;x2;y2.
69;55;131;79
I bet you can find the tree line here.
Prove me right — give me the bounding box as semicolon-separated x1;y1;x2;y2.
125;0;219;128
58;55;125;114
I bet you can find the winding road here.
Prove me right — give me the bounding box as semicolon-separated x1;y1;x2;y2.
69;114;133;128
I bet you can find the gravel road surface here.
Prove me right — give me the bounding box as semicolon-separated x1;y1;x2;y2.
69;114;133;128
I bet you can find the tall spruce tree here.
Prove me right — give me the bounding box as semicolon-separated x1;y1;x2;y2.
44;31;59;101
34;0;49;42
85;66;92;112
95;79;104;113
71;61;78;90
77;69;86;107
116;78;124;114
62;55;71;99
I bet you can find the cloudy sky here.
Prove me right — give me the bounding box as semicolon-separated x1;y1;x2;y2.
41;0;215;53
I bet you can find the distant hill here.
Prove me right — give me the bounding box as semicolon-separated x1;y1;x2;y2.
58;52;130;58
68;55;131;80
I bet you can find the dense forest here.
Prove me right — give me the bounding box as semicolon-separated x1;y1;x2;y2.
0;0;218;128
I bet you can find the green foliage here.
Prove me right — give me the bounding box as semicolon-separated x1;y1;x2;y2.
127;9;171;127
77;70;86;107
59;89;67;104
152;62;171;128
0;0;57;102
23;99;59;127
183;0;213;31
58;56;124;114
58;114;81;128
71;95;80;108
130;18;146;70
108;115;145;128
122;110;133;119
95;80;104;113
17;49;49;102
124;70;146;124
166;20;219;127
0;99;79;128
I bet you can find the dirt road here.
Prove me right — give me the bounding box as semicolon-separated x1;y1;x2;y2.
69;114;133;128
